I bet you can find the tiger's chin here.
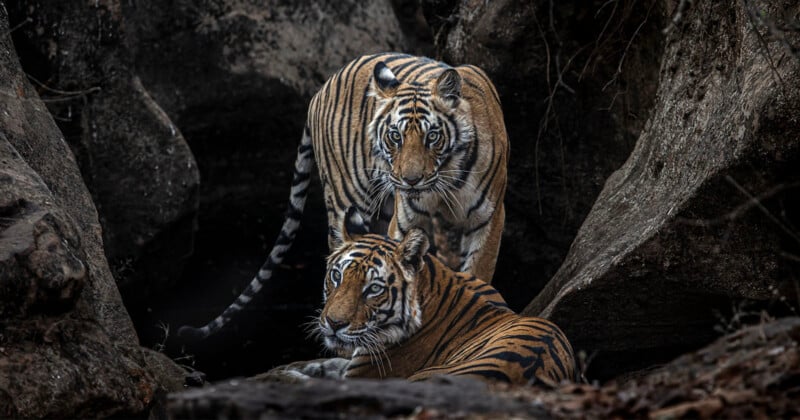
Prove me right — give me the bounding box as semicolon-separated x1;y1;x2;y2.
322;326;410;353
396;186;429;198
323;336;356;353
322;331;370;353
397;187;442;205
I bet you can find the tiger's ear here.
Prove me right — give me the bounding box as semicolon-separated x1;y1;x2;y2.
396;228;430;273
340;207;369;244
372;62;400;98
435;69;461;107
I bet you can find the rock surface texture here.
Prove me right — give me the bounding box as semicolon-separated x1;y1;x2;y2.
0;5;183;417
170;376;548;419
168;317;800;418
523;0;800;377
7;0;200;303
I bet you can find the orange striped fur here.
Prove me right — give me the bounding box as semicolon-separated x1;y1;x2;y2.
316;230;577;385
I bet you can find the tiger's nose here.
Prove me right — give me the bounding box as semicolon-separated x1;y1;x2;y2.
326;316;349;332
402;174;423;186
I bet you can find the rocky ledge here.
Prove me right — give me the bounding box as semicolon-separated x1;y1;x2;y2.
168;317;800;419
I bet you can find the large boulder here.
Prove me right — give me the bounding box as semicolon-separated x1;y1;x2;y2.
0;5;183;417
7;0;201;303
422;0;800;379
525;0;800;378
128;1;411;122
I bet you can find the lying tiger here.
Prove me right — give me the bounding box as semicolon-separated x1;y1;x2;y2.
276;226;577;386
179;53;508;341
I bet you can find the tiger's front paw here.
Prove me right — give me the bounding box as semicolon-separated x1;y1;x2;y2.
297;357;350;379
254;357;351;383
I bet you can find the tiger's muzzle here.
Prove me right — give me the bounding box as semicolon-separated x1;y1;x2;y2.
319;318;367;351
392;174;438;196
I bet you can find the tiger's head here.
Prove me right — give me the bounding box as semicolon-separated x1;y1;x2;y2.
317;227;430;354
368;62;474;199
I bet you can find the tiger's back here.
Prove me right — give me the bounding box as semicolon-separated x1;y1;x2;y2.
406;303;578;385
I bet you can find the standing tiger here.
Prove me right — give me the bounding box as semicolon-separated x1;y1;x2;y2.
179;53;508;341
275;227;577;385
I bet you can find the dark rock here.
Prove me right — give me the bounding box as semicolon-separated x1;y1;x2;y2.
128;1;411;121
1;3;133;345
525;0;800;379
391;0;435;56
528;317;800;418
0;194;86;319
7;0;201;301
168;375;548;419
0;4;184;417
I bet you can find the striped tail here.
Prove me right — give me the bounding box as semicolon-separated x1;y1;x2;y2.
177;126;315;342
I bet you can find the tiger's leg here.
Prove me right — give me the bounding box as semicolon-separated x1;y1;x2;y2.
342;350;390;379
388;194;433;242
458;203;505;282
432;215;460;270
322;182;342;250
387;195;405;241
323;195;370;250
269;357;351;381
296;357;351;379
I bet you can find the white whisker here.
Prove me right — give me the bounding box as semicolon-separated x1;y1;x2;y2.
437;174;480;191
435;182;465;218
437;167;488;175
366;178;393;217
434;185;458;218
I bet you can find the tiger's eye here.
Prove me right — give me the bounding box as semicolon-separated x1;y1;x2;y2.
388;130;402;143
426;131;440;145
368;284;384;294
330;270;342;284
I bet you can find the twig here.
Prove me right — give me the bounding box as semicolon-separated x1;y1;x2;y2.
601;0;655;93
779;251;800;263
26;74;101;104
579;350;598;384
724;176;800;246
677;181;800;231
5;17;32;36
580;0;620;81
741;0;800;62
26;74;101;97
741;0;789;93
531;6;583;215
581;0;641;82
532;10;551;216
